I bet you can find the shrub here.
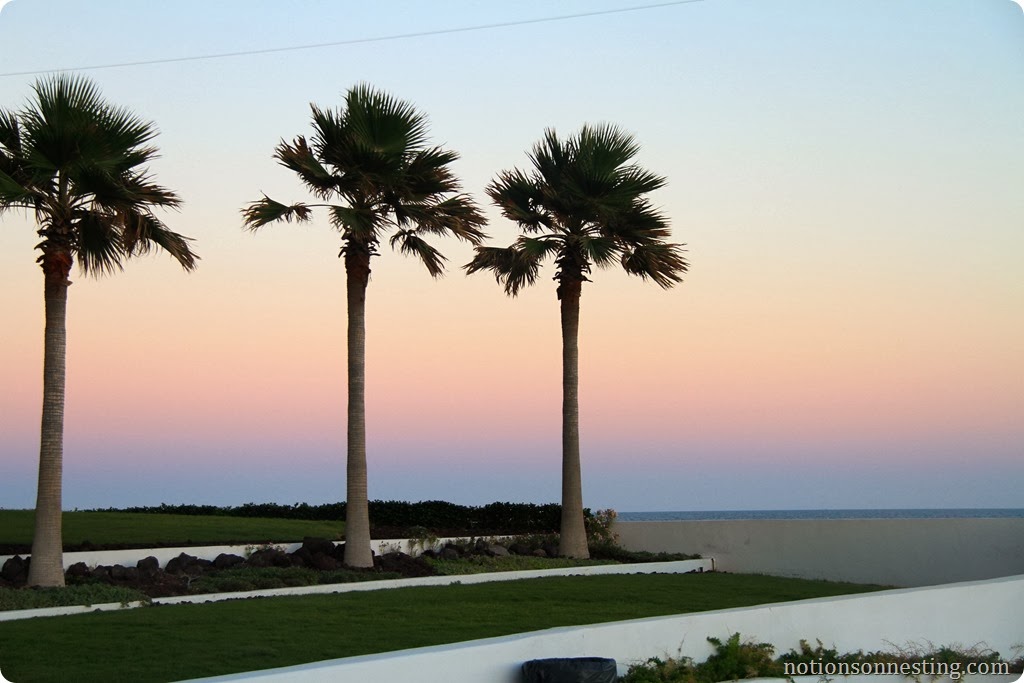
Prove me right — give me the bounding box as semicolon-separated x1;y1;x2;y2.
0;585;149;611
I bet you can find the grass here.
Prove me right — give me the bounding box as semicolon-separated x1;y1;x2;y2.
0;510;344;549
0;572;887;683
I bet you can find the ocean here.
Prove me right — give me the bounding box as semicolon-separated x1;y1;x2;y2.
618;508;1024;521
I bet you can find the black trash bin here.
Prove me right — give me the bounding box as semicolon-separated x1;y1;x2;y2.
521;657;618;683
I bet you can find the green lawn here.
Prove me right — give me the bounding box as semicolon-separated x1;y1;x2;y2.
0;572;887;683
0;510;344;549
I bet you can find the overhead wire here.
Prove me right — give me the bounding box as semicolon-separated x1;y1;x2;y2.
0;0;706;79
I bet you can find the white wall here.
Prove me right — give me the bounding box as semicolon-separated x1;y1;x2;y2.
179;574;1024;683
614;518;1024;587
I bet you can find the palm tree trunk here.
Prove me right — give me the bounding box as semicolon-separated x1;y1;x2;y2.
558;277;589;558
343;248;374;568
28;253;73;587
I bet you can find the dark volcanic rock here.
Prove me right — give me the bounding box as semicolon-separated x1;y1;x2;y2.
376;552;433;577
165;553;200;575
109;564;129;580
137;556;160;575
247;547;290;568
213;553;245;570
308;552;340;571
66;562;90;578
1;555;29;583
486;544;510;557
302;537;336;556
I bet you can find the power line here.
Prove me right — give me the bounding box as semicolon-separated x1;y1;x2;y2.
0;0;706;79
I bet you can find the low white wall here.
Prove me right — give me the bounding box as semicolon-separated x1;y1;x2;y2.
180;574;1024;683
615;518;1024;587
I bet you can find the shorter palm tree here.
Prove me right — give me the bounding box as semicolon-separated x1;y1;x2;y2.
0;74;197;586
243;84;486;568
466;124;688;558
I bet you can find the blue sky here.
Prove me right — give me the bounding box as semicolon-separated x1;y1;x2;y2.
0;0;1022;511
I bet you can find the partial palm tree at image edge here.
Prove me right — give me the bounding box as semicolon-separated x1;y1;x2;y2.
0;74;197;587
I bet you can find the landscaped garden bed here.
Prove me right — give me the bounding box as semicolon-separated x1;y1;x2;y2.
0;532;697;607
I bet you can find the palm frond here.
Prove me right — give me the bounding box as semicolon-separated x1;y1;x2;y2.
241;195;313;229
395;195;487;244
389;229;446;277
464;243;544;297
120;211;198;271
345;83;429;155
487;169;551;233
75;209;124;276
578;234;621;268
274;136;337;199
621;242;689;288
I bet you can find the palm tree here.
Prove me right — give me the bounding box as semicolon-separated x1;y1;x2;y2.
0;74;197;587
466;124;688;558
242;85;486;568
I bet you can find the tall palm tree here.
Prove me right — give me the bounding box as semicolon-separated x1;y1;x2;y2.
0;74;197;587
242;85;486;568
466;124;688;558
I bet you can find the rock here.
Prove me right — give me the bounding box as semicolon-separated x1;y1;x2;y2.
532;548;550;558
486;544;510;557
1;555;29;583
213;553;245;570
246;546;293;568
137;556;160;575
290;547;313;567
542;543;559;558
309;552;340;571
508;543;531;556
90;566;110;580
109;564;129;580
330;542;347;561
302;537;336;556
66;562;90;578
165;553;199;575
439;547;460;560
121;567;140;581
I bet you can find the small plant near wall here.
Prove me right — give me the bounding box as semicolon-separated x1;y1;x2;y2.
586;508;620;548
621;634;1024;683
243;543;284;559
406;526;440;554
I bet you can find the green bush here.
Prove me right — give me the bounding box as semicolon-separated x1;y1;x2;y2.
0;584;149;611
189;566;404;594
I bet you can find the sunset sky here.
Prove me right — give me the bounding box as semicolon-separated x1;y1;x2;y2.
1;0;1021;512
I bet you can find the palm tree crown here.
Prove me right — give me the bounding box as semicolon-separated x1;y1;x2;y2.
0;75;196;275
243;84;486;568
466;123;687;558
467;123;687;297
243;84;486;276
0;74;197;587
